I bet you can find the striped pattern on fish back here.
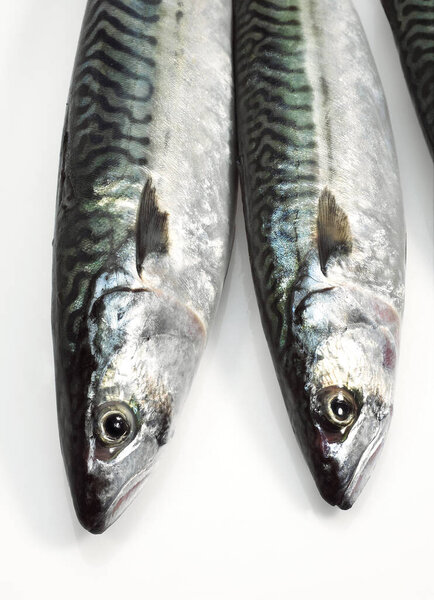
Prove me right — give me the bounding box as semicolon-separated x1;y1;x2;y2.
234;0;318;353
54;0;162;361
382;0;434;157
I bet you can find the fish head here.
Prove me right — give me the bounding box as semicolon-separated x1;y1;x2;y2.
58;288;204;533
289;286;400;509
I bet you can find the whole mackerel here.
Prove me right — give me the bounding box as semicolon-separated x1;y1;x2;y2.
52;0;235;533
235;0;406;508
381;0;434;159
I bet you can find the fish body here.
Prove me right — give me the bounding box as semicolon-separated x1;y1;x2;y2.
235;0;405;508
53;0;235;533
381;0;434;159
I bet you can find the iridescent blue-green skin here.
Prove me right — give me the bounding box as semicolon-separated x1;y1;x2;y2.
382;0;434;158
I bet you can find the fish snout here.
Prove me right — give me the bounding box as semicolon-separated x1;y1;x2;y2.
71;466;150;534
310;411;391;510
67;429;159;534
70;471;111;534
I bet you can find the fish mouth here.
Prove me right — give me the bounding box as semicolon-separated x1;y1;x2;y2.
104;471;148;532
84;471;148;534
336;426;385;510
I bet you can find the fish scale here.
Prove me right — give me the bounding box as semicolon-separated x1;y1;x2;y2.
235;0;406;508
381;0;434;158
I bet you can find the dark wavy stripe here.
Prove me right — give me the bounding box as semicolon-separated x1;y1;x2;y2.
81;8;159;45
80;27;156;67
54;0;161;357
74;83;152;124
235;0;318;352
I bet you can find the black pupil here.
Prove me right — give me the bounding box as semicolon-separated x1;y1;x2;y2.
331;397;352;422
104;414;129;439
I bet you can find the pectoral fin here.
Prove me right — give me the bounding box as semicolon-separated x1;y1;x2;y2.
317;188;352;276
136;179;169;276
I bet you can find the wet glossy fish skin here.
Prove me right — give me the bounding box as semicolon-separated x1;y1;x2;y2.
235;0;405;508
52;0;235;533
381;0;434;159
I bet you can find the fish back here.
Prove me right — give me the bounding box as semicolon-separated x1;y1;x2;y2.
382;0;434;158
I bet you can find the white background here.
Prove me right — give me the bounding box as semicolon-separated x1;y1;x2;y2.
0;1;433;598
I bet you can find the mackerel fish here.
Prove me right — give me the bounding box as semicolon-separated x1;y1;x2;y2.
234;0;406;508
52;0;235;533
381;0;434;159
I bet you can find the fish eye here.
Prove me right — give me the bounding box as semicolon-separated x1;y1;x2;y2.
96;402;136;447
103;413;129;440
318;386;358;429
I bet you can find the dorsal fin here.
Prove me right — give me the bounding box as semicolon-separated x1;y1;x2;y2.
136;179;169;276
317;188;352;276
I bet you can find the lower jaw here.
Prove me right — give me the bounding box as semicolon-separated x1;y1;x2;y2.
337;432;385;510
99;472;148;532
